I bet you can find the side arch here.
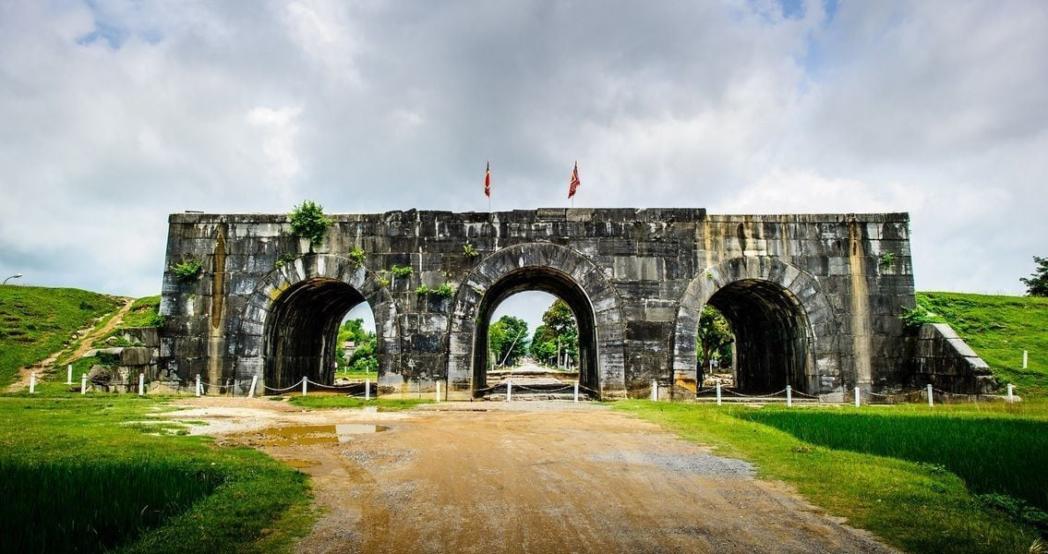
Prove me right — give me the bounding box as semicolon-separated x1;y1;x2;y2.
671;257;842;393
232;254;400;391
446;242;626;399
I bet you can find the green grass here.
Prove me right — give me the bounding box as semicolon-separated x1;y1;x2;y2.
918;292;1048;396
740;407;1048;513
0;396;314;552
616;401;1042;553
119;295;162;328
334;369;376;381
0;286;122;386
287;394;432;411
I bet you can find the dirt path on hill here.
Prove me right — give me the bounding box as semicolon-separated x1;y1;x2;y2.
7;298;134;392
168;398;894;554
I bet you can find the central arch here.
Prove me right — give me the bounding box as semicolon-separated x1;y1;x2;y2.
472;268;599;393
447;243;626;399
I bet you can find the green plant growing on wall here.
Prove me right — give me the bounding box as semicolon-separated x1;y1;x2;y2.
171;260;203;283
348;247;366;268
415;284;431;296
901;305;940;330
274;253;297;270
433;282;455;298
288;200;332;253
391;265;413;279
463;243;479;258
375;271;391;288
879;251;896;271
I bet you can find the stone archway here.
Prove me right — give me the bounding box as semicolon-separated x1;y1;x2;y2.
446;243;626;399
233;254;400;392
672;257;841;393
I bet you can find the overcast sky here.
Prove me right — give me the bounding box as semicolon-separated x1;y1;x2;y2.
2;1;1046;322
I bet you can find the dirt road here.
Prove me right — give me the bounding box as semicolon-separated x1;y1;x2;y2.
171;399;893;554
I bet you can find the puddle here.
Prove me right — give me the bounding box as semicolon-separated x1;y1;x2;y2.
260;424;389;447
335;424;388;443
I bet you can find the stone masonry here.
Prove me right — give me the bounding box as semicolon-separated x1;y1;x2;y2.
156;208;987;399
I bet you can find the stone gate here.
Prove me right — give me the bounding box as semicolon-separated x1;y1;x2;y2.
157;208;985;399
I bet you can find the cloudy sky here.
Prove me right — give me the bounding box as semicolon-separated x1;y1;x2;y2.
2;0;1046;321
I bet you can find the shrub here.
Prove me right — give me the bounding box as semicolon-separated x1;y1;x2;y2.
463;243;479;258
348;247;366;268
415;284;430;296
879;251;896;271
274;253;297;270
433;282;455;298
288;200;332;252
391;265;413;279
375;271;391;288
171;260;202;283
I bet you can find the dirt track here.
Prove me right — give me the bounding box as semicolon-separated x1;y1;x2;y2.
171;398;893;554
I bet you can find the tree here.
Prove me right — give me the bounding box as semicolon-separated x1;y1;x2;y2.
289;200;332;253
697;306;733;376
488;315;529;367
529;299;579;367
336;318;377;373
1021;256;1048;297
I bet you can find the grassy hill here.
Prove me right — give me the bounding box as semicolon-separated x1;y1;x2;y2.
917;292;1048;396
0;286;123;386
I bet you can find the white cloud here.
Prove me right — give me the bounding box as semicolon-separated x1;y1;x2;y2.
248;106;304;181
0;0;1045;297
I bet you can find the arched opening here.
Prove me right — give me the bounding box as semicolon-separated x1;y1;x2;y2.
702;279;812;394
264;278;372;389
472;268;598;396
335;302;378;383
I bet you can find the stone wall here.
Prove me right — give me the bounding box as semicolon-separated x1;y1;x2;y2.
909;323;997;394
158;208;920;398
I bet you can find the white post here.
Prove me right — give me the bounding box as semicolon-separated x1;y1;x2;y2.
435;381;442;402
1023;350;1029;369
138;373;144;396
249;375;258;398
1007;383;1014;402
574;381;579;403
927;384;934;407
301;376;307;396
786;385;792;407
716;382;722;405
67;364;73;385
81;373;87;395
29;372;36;394
854;386;860;408
507;380;513;402
365;378;371;400
651;380;658;401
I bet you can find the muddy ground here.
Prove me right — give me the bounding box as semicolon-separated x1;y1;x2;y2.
168;398;893;554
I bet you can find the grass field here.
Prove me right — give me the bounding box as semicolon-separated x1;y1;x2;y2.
334;369;376;381
616;401;1045;553
287;394;432;411
0;286;122;386
0;395;314;553
917;292;1048;396
116;295;162;329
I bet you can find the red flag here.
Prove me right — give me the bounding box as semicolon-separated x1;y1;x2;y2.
568;161;581;199
484;161;491;198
